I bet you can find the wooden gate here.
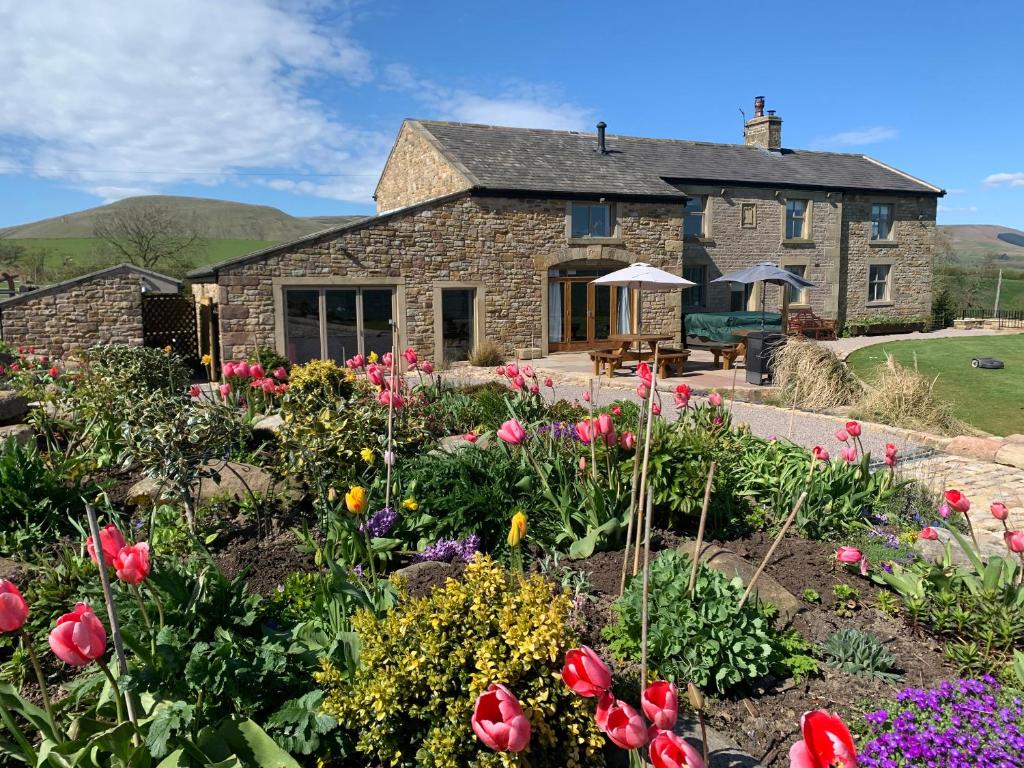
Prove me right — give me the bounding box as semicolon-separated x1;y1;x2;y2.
142;293;199;366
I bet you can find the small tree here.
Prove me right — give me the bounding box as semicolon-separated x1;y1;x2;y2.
93;202;204;271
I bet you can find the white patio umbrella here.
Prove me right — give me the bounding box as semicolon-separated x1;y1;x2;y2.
591;262;694;334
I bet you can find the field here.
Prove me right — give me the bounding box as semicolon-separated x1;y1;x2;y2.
846;332;1024;436
936;269;1024;312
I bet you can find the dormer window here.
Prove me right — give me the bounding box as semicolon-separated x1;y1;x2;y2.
570;203;611;238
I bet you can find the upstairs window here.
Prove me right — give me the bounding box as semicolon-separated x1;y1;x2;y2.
683;196;707;238
785;199;808;240
871;204;894;240
570;203;611;238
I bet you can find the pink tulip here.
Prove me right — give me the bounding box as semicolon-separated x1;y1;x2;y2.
919;527;938;541
561;645;612;697
529;384;539;395
347;355;365;371
86;524;126;567
234;361;251;379
382;352;394;369
835;546;862;564
506;363;519;378
575;420;595;444
219;383;232;400
991;502;1009;521
221;361;236;378
884;442;897;457
113;543;151;585
845;420;861;438
834;429;849;442
599;695;648;749
612;405;622;416
1005;530;1024;553
620;431;636;450
839;446;857;463
367;364;385;387
674;383;691;405
708;392;722;407
471;683;531;752
420;361;434;375
642;680;678;731
597;413;614;436
261;378;276;394
859;557;869;577
579;456;587;472
378;390;404;408
544;377;554;388
49;603;107;667
496;366;506;377
512;374;525;390
653;403;662;416
637;362;652;387
464;432;478;443
403;347;418;365
582;390;591;402
811;446;829;462
944;489;970;513
522;365;534;379
938;502;951;519
496;419;526;445
0;580;29;632
189;384;201;398
789;710;857;768
636;384;648;399
250;363;265;379
650;729;705;768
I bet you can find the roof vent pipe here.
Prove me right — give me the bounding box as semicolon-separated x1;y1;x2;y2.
596;121;607;154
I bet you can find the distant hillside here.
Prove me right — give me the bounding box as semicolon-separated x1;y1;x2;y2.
940;224;1024;271
0;195;366;242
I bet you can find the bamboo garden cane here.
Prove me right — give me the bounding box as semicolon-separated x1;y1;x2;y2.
688;461;717;597
384;319;397;511
632;345;660;577
619;398;646;596
639;487;653;695
587;378;597;480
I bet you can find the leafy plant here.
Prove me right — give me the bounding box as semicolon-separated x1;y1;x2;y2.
467;339;505;367
604;550;794;694
282;358;353;404
820;629;899;682
801;589;820;604
318;556;604;768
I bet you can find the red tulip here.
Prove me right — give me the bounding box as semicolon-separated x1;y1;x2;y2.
113;543;151;585
637;362;652;387
544;377;554;388
600;697;648;749
273;366;288;380
464;432;478;443
497;419;526;445
919;527;939;541
189;384;201;398
650;729;705;768
49;603;107;667
0;580;29;632
788;710;856;768
811;446;829;462
48;366;59;378
844;421;861;438
708;392;722;407
612;405;622;416
421;361;434;375
471;684;531;752
575;420;596;444
835;546;862;564
944;489;970;513
86;524;126;567
834;429;849;442
641;680;678;731
247;363;263;379
562;645;612;697
1005;530;1024;553
674;383;691;403
620;431;636;450
403;347;418;366
991;502;1009;521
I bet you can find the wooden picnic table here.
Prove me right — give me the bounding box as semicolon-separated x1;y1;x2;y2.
607;333;674;357
591;333;687;379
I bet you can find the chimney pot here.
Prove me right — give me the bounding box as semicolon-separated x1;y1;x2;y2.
744;97;782;151
596;121;607;154
754;96;765;118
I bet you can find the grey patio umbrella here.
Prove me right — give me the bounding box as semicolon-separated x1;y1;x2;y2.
591;262;694;333
711;261;816;329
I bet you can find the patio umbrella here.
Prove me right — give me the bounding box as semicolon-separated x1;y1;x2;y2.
591;262;694;334
711;261;816;330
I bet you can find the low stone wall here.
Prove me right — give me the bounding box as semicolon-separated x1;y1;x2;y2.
0;267;146;359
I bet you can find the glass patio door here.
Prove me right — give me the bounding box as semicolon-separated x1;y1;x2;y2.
548;277;629;351
284;287;394;364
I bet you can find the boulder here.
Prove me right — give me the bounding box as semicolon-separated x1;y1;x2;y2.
253;413;284;437
913;526;1004;566
946;435;1004;463
0;391;29;426
127;460;298;506
1005;434;1024;445
677;541;802;624
437;434;491;454
995;442;1024;470
393;560;463;597
0;423;34;448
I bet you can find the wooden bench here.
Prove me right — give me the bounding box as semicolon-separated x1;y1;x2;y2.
684;337;740;370
789;308;837;340
590;345;627;378
655;347;690;379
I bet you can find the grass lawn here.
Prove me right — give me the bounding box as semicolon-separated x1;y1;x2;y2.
846;333;1024;436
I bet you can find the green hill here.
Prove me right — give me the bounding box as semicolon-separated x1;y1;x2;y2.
939;224;1024;271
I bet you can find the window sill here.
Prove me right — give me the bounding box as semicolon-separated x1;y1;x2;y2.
868;240;899;247
568;237;624;246
781;238;815;246
787;303;811;310
866;300;894;308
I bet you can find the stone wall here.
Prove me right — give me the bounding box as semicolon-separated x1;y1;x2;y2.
0;269;145;359
374;122;472;213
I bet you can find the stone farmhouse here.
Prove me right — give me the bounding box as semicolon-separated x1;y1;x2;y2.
188;97;944;365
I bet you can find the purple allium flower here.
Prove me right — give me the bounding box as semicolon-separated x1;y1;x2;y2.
360;507;397;538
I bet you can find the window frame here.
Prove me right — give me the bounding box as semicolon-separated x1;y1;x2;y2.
281;285;396;363
682;196;708;240
741;202;757;229
432;281;486;364
867;263;893;305
784;198;811;241
870;203;896;242
781;263;810;306
568;201;616;240
682;263;708;308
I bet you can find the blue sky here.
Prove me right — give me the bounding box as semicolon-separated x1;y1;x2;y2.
1;0;1022;229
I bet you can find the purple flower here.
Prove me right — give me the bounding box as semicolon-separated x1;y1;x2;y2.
360;507;397;538
416;535;480;563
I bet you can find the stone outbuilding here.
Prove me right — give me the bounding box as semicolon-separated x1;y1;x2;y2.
0;263;181;359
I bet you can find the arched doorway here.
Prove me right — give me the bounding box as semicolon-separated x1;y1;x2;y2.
548;259;637;352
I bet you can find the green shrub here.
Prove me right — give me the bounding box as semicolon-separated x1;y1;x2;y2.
318;556;604;767
282;359;353;405
78;344;190;395
467;339;505;367
248;345;291;374
820;628;899;681
604;550;794;694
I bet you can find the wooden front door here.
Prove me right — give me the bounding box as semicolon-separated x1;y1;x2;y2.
549;278;631;352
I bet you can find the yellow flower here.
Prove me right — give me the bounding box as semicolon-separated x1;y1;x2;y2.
345;485;367;515
201;354;213;366
327;487;338;504
402;497;418;511
508;511;527;547
367;351;379;363
360;447;375;464
163;345;173;354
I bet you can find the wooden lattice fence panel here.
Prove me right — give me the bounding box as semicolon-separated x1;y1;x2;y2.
142;293;199;366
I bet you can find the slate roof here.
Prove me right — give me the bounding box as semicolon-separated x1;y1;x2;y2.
413;120;943;198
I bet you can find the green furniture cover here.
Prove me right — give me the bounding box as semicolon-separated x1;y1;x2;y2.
684;311;783;343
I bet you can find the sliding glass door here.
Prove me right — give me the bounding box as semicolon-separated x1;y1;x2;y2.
284;286;394;364
548;272;636;352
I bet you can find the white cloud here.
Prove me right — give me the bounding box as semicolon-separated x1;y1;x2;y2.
938;204;978;213
946;188;967;195
93;186;156;204
0;0;384;202
984;172;1024;188
812;126;899;148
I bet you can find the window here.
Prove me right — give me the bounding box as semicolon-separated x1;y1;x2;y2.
741;203;757;228
683;197;706;238
783;264;808;304
729;283;752;311
283;286;394;364
871;204;894;241
785;199;809;240
570;203;611;238
868;264;892;303
682;264;707;307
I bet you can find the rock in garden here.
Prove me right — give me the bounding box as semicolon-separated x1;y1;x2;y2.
0;391;29;426
677;540;803;625
127;460;298;506
0;423;34;448
945;435;1003;463
394;560;463;597
994;442;1024;471
437;434;491;454
253;413;284;437
913;526;1004;566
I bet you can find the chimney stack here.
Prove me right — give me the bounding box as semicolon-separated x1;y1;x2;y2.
596;121;607;154
744;96;782;151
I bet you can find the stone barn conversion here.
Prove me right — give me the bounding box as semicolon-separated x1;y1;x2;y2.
188;97;944;365
0;263;182;359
